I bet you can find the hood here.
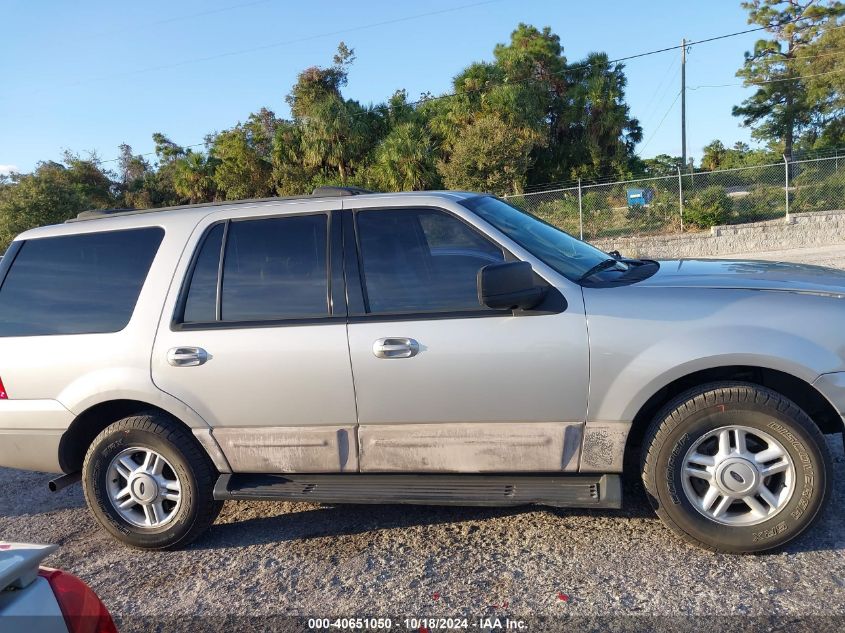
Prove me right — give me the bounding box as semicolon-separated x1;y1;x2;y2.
638;259;845;296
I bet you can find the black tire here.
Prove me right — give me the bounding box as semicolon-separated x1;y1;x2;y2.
641;382;832;553
82;412;223;550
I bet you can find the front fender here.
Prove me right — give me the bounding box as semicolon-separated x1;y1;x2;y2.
584;286;845;424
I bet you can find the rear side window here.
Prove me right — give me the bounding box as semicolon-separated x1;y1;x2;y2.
183;223;224;323
179;214;329;324
0;227;164;336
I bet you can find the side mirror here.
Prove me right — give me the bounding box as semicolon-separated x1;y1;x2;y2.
477;261;547;311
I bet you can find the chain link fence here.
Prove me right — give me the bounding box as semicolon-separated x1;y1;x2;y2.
504;155;845;241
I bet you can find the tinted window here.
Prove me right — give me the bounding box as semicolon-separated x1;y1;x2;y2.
221;215;328;321
0;227;164;336
356;209;504;313
183;223;224;323
462;196;613;281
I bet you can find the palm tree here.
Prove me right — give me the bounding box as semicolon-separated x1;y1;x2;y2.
173;152;216;204
369;122;438;191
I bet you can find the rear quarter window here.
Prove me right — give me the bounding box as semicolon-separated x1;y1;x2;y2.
0;227;164;336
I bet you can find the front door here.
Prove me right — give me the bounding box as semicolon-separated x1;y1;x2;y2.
152;206;358;473
344;204;590;473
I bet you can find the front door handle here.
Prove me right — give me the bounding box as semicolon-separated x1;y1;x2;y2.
167;347;209;367
372;337;420;359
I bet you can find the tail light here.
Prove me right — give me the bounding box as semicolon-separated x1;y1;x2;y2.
0;376;7;399
39;569;118;633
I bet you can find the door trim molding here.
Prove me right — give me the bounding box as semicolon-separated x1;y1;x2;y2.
358;422;583;473
213;426;358;473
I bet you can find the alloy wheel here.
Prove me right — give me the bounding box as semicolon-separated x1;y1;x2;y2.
681;425;795;526
106;447;182;528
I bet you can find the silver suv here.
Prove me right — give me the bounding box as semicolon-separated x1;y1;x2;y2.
0;188;840;553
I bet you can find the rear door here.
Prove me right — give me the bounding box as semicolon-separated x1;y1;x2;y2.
151;203;359;473
343;199;590;473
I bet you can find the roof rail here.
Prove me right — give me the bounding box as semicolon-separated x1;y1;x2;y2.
311;185;372;197
74;208;136;220
68;186;375;222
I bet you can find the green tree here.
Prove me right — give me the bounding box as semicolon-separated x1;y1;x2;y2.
286;42;354;119
488;24;570;185
117;143;154;208
59;151;115;207
287;44;384;186
0;157;117;248
173;151;217;204
567;53;642;180
701;140;779;170
685;185;732;228
367;121;439;191
271;121;316;195
142;133;188;207
465;24;641;186
437;113;540;194
152;133;186;163
638;154;684;176
209;111;277;200
733;1;844;158
3;24;651;222
796;17;845;148
299;97;380;184
701;140;729;170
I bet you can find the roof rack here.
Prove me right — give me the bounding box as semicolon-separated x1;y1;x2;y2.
311;185;372;197
68;186;374;222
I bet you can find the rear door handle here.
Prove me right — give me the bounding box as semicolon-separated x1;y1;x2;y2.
167;347;209;367
372;337;420;359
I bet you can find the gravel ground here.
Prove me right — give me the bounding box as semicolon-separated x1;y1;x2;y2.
3;246;845;632
1;435;844;632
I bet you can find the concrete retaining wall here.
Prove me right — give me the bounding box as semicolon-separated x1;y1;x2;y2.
590;210;845;259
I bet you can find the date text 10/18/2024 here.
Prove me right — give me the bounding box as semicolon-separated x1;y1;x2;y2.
307;618;529;631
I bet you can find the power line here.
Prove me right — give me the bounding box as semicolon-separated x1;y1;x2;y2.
98;13;830;165
82;0;274;39
638;57;680;124
100;142;207;165
635;62;681;144
13;0;506;97
689;67;845;90
351;14;823;117
753;46;845;65
20;6;813;102
637;91;682;157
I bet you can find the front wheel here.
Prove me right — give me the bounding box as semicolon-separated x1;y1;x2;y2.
641;382;832;553
82;412;223;550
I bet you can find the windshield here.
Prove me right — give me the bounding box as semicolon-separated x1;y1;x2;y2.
461;195;615;281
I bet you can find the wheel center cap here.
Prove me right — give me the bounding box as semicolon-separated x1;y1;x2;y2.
130;473;159;503
716;458;758;495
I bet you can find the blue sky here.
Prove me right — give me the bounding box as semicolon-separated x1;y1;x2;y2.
0;0;764;176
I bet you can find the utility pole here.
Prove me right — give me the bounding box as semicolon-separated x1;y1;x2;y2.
681;38;687;173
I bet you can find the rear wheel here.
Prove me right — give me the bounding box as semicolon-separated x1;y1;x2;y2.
641;382;831;553
82;412;223;550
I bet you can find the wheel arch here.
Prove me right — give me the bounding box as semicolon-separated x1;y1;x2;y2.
624;365;843;457
58;399;228;474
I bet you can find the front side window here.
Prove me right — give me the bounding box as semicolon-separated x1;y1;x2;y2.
0;227;164;336
180;214;329;324
356;208;504;313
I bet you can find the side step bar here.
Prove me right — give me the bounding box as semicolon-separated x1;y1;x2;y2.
213;473;621;509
